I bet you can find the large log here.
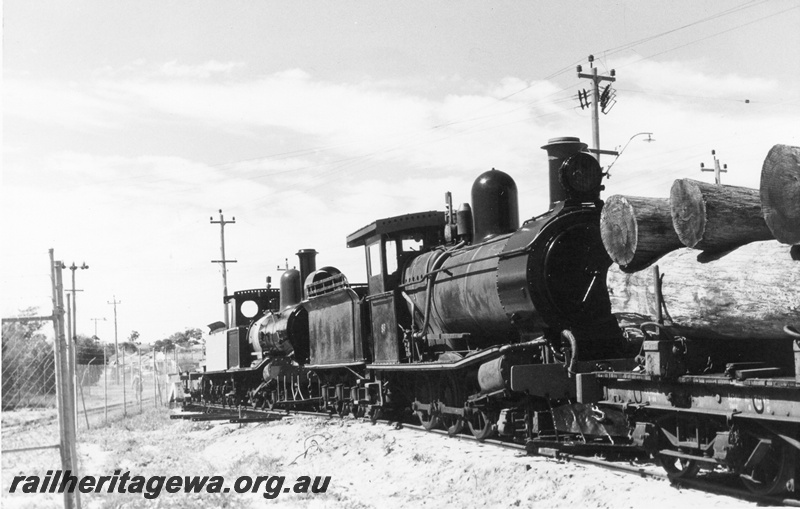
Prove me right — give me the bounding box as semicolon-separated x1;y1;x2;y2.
670;178;773;252
607;241;800;340
760;144;800;245
600;195;683;273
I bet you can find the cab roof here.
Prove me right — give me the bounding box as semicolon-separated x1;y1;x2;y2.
346;211;445;248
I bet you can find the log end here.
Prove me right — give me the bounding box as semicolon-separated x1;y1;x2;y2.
600;195;637;266
760;144;800;244
670;179;705;248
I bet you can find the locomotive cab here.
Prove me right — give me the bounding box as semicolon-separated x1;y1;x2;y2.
347;212;446;363
348;211;445;295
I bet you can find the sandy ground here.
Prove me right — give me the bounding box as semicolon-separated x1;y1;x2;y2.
1;408;775;508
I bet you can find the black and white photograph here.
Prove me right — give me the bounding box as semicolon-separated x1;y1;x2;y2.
2;1;799;507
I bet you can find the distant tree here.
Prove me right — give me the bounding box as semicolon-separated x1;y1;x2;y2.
119;341;138;354
74;334;105;365
1;307;55;409
153;338;175;351
155;328;203;351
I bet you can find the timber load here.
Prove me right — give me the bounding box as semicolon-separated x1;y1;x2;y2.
607;240;800;341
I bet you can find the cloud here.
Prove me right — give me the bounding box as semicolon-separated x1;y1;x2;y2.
159;60;246;78
3;76;132;130
620;57;780;103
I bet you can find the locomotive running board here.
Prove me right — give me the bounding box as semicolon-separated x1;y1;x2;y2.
367;339;546;372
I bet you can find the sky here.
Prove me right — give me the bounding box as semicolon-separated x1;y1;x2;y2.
3;0;799;344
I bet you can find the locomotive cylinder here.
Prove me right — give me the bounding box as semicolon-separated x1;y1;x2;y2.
477;356;510;393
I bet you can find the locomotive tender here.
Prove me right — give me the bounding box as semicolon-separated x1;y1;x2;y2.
189;136;799;496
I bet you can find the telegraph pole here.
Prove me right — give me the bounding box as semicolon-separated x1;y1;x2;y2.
577;55;618;164
90;317;106;338
210;209;237;327
701;149;728;185
69;263;88;341
108;296;121;384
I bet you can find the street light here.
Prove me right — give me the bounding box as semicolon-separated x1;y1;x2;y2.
605;132;655;176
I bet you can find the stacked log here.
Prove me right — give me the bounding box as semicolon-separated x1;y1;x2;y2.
600;195;683;273
607;241;800;341
760;144;800;245
669;179;773;252
601;144;800;273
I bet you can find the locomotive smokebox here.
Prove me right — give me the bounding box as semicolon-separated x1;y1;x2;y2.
541;137;588;208
471;169;519;242
279;269;302;310
296;249;318;298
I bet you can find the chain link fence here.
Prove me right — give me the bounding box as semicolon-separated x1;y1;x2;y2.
2;314;63;507
2;255;206;508
71;343;202;430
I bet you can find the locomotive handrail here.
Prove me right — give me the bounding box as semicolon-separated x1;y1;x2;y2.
399;209;590;289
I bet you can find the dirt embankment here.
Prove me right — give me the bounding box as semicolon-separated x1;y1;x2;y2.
3;409;764;508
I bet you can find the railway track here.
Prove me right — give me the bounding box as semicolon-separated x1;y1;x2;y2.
180;401;800;507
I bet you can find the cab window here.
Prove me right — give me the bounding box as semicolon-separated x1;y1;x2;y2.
368;241;382;277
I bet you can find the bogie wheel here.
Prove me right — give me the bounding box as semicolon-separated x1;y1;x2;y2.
416;403;440;432
658;455;700;479
352;404;366;419
441;413;464;437
468;410;496;441
368;406;382;425
440;378;464;436
740;440;796;495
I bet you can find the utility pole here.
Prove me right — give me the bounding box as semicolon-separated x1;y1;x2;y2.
210;209;237;327
52;257;79;509
108;296;121;384
701;149;728;185
577;55;618;164
69;263;88;341
90;317;106;338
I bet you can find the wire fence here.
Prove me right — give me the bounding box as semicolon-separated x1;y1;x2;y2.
71;344;203;431
2;254;205;508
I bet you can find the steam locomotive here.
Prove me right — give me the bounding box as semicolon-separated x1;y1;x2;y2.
187;136;799;496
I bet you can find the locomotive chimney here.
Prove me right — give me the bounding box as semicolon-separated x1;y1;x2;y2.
296;249;318;299
541;137;588;208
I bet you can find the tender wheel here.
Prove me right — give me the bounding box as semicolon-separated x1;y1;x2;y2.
658;455;700;479
468;410;495;441
740;440;796;495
